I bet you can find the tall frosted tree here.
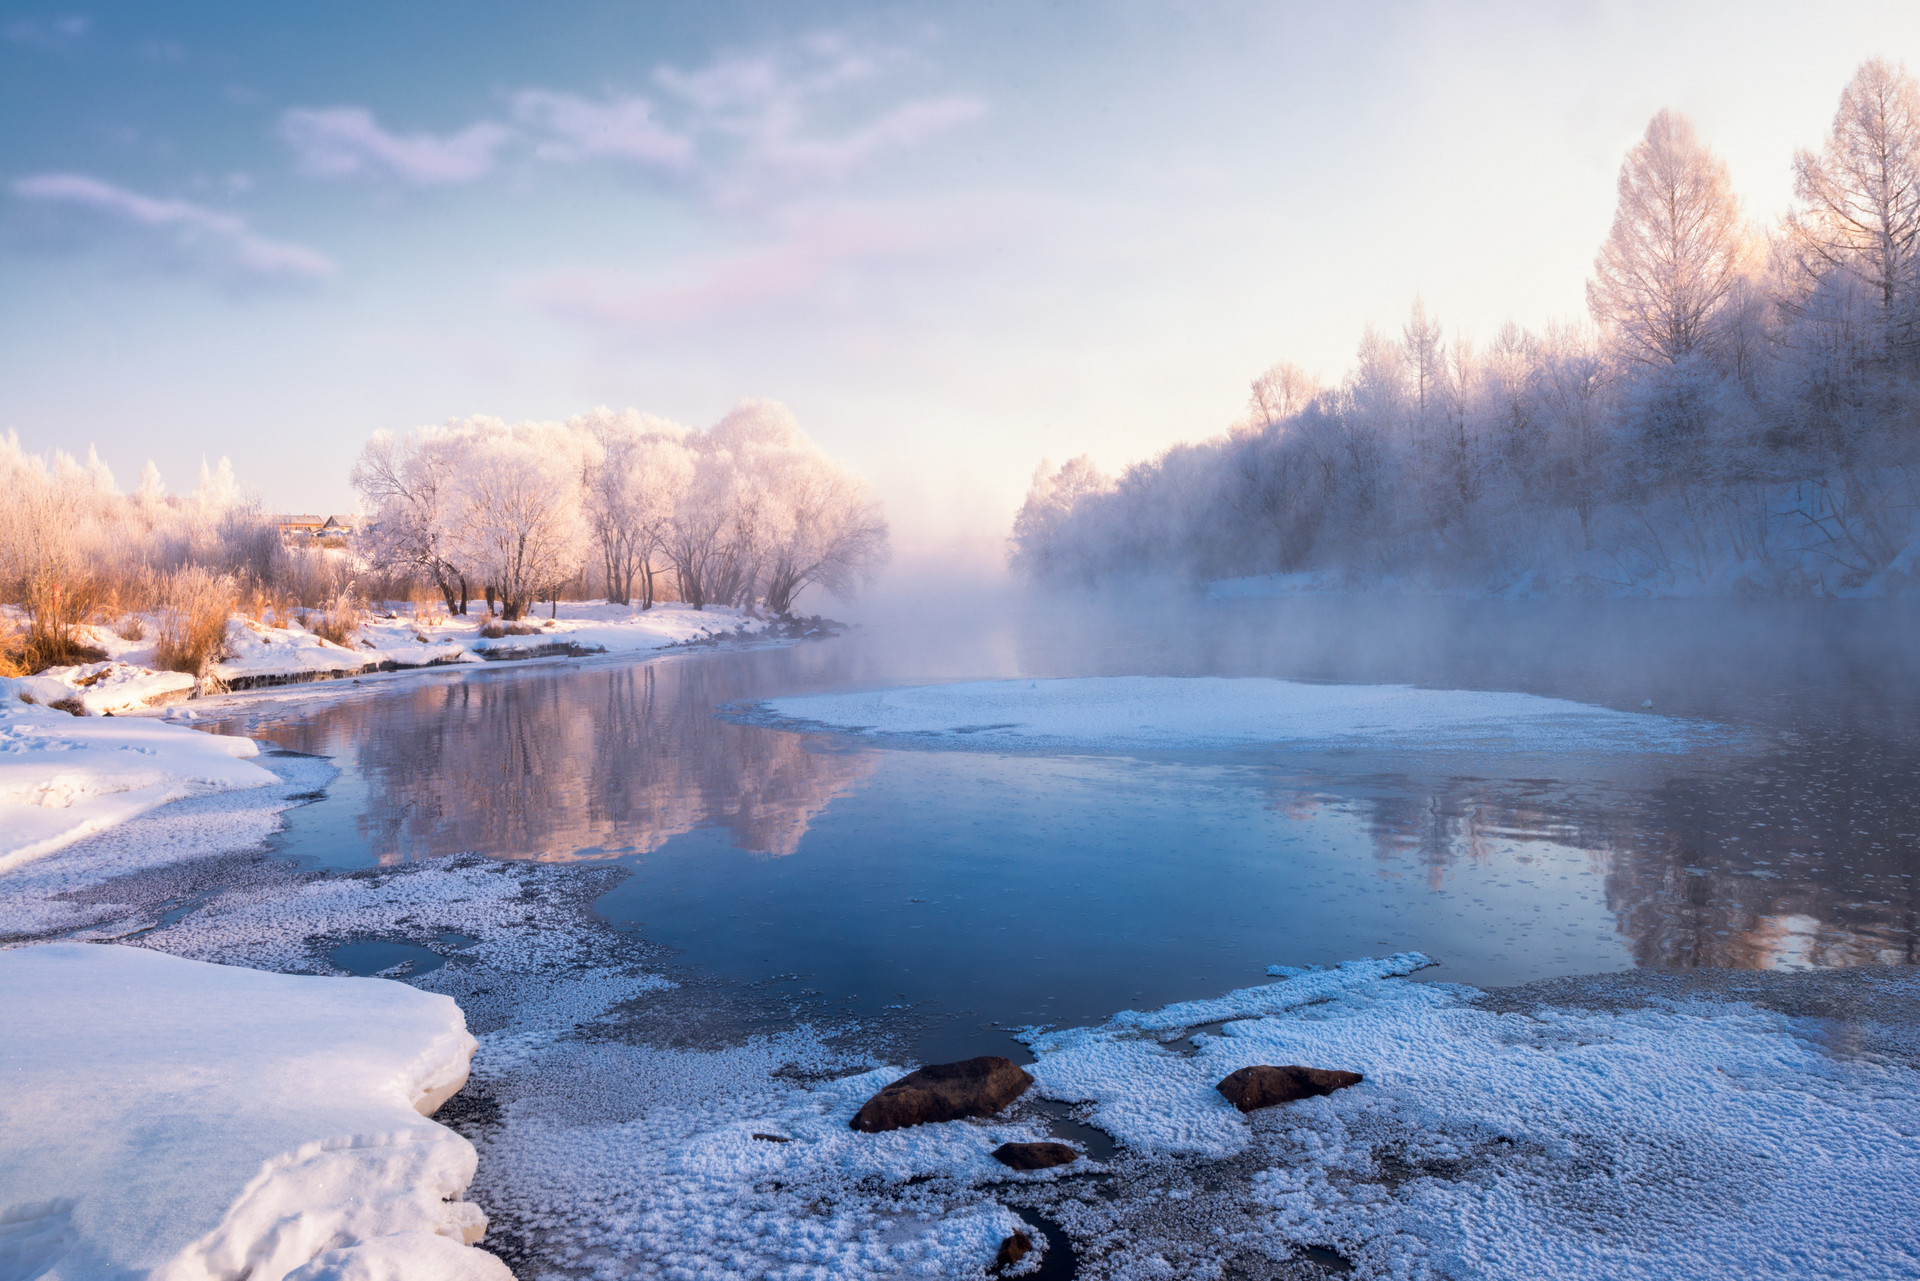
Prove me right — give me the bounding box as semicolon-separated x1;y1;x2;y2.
1785;58;1920;350
1588;110;1750;366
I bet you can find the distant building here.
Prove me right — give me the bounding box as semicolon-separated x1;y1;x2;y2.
274;513;356;539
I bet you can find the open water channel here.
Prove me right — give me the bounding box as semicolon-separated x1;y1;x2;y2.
203;595;1920;1064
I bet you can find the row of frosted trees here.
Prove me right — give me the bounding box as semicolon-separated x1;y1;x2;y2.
352;400;889;620
1013;59;1920;596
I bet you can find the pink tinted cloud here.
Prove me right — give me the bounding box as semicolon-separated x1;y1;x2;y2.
510;91;693;169
280;106;510;184
10;172;336;278
519;209;953;327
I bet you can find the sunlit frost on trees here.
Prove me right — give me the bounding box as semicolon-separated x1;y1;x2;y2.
1011;59;1920;597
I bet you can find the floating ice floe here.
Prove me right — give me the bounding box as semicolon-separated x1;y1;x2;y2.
0;943;508;1281
0;687;276;874
756;675;1722;754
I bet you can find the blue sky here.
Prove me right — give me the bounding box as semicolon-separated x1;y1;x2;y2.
5;1;1919;565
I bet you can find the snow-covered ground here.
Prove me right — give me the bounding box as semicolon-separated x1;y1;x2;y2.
22;601;775;714
0;684;276;875
0;942;507;1281
757;675;1720;754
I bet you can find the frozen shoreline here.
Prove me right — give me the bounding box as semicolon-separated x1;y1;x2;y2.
0;942;506;1281
14;811;1919;1280
13;600;795;716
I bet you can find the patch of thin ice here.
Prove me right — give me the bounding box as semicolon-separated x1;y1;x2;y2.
0;943;507;1281
756;676;1718;754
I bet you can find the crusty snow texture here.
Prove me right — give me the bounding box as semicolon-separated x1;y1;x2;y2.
0;685;275;873
1019;960;1920;1280
0;943;508;1281
759;676;1715;754
148;857;1047;1280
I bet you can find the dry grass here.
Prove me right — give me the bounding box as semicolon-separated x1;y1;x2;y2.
153;567;238;677
478;620;543;639
116;615;147;642
299;590;366;647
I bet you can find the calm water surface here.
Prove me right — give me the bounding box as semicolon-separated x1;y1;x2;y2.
204;598;1920;1060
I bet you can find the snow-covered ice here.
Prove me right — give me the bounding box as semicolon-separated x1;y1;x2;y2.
1014;960;1920;1279
0;684;275;874
0;942;507;1281
757;675;1719;754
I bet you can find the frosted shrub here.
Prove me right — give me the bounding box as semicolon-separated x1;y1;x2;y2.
154;567;237;677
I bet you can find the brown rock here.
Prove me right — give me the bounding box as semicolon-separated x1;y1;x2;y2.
1215;1064;1363;1113
994;1230;1033;1270
849;1056;1034;1132
992;1141;1079;1170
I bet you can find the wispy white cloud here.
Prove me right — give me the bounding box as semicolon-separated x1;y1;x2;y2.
10;172;335;279
649;37;988;197
3;13;91;50
510;91;693;168
279;107;510;185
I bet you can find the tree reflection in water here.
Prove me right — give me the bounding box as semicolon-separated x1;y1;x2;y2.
217;658;876;863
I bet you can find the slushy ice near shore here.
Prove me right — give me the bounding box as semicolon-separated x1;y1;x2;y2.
107;841;1920;1281
752;676;1722;754
0;943;506;1281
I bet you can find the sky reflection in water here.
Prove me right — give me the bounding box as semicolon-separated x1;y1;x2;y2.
205;598;1920;1059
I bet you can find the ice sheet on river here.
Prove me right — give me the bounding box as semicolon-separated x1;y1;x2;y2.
0;943;507;1281
757;675;1718;753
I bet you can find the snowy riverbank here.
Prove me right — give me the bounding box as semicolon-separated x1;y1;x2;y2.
0;689;276;875
0;942;506;1281
17;601;786;715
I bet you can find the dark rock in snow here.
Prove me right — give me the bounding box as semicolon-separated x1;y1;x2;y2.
994;1230;1034;1270
1215;1064;1363;1113
848;1056;1034;1132
992;1141;1080;1171
750;1132;790;1142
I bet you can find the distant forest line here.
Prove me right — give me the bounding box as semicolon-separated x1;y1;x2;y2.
1013;59;1920;598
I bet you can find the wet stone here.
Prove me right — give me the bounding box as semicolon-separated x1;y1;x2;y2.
992;1141;1080;1171
849;1056;1034;1132
1216;1064;1364;1113
994;1230;1033;1270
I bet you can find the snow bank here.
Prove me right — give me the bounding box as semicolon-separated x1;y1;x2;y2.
757;676;1718;754
0;687;275;873
21;602;778;712
0;943;507;1281
1020;960;1920;1278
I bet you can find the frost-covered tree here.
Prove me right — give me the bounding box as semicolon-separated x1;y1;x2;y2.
1785;58;1920;354
446;420;591;621
352;428;471;614
581;410;691;608
1588;110;1752;366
